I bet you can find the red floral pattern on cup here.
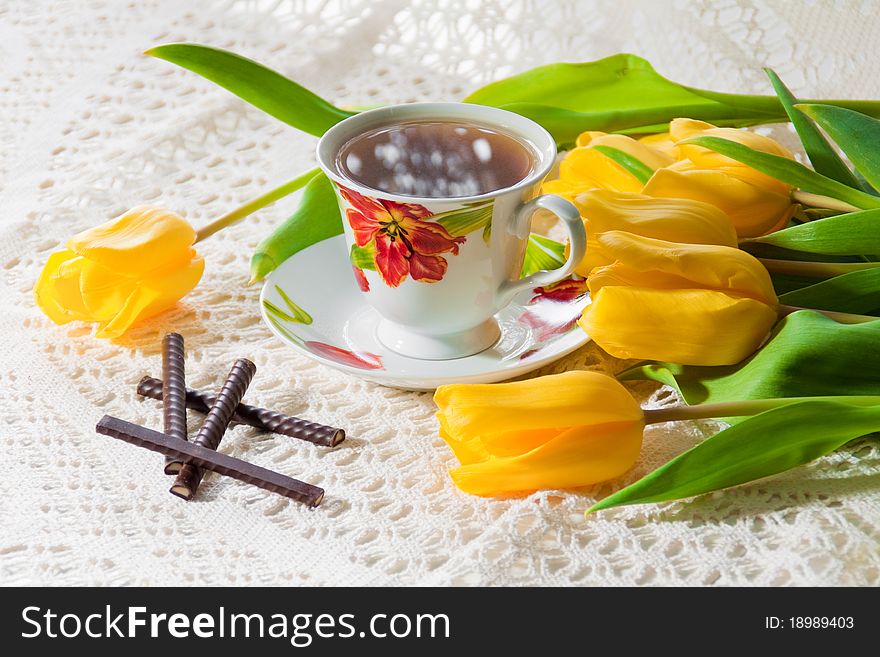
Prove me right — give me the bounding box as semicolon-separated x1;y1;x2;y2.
305;341;384;370
352;266;370;292
339;185;465;288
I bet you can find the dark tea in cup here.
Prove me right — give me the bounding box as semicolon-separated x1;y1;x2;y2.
336;119;537;198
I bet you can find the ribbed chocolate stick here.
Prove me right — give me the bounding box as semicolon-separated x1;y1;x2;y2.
137;376;345;447
162;333;188;474
96;416;324;506
170;359;256;500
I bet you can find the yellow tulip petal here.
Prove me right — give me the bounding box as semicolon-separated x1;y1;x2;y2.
33;250;91;324
580;286;778;366
667;118;715;139
558;147;645;193
479;427;564;458
96;250;204;338
669;118;794;193
666;144;791;195
585;133;675;171
78;258;138;321
591;231;778;305
588;261;703;294
439;417;562;465
541;179;597;202
434;370;643;442
569;190;737;277
449;421;643;496
663;158;696;173
572;190;736;244
638;132;679;159
575;131;608;148
643;168;794;237
671;118;794;165
721;164;792;196
68;206;197;276
438;414;490;465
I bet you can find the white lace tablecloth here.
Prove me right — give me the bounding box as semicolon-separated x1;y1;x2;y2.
3;0;880;586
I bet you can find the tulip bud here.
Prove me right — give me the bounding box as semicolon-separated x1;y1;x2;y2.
579;232;779;366
567;190;738;276
543;131;674;200
642;119;796;237
434;370;644;496
34;206;204;338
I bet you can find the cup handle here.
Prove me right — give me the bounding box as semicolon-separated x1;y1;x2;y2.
497;194;586;306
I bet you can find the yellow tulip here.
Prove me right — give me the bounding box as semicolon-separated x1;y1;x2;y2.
434;370;644;496
642;119;795;237
670;118;793;188
34;206;204;338
579;232;778;366
568;190;737;276
643;165;793;238
543;131;674;200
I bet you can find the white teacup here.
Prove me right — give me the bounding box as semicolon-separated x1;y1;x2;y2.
316;102;586;360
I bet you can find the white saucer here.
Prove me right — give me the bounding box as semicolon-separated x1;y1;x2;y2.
260;235;591;390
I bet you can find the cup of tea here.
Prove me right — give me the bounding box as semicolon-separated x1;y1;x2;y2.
316;102;586;360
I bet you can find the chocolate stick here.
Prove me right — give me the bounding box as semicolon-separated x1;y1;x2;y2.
161;333;189;474
137;377;345;447
170;359;256;500
96;416;324;506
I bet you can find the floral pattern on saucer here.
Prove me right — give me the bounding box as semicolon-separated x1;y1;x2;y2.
518;276;588;358
263;284;384;371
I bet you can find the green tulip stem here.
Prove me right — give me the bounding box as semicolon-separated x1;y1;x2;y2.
790;190;861;213
777;304;878;324
758;257;880;278
194;167;321;243
643;395;880;425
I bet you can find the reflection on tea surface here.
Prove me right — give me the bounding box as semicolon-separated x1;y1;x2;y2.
337;120;535;198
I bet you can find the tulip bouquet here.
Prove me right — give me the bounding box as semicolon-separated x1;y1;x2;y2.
33;45;880;511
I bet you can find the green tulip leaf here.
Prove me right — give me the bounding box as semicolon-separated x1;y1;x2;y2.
250;172;343;283
619;311;880;410
744;243;868;265
682;136;880;210
800;207;845;221
521;234;565;277
591;145;653;184
796;103;880;191
492;103;766;146
466;54;880;142
146;43;354;136
148;46;880;147
854;169;880;196
769;272;822;295
744;208;880;255
764;69;861;188
778;269;880;315
589;398;880;513
466;54;780;120
432;202;494;237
